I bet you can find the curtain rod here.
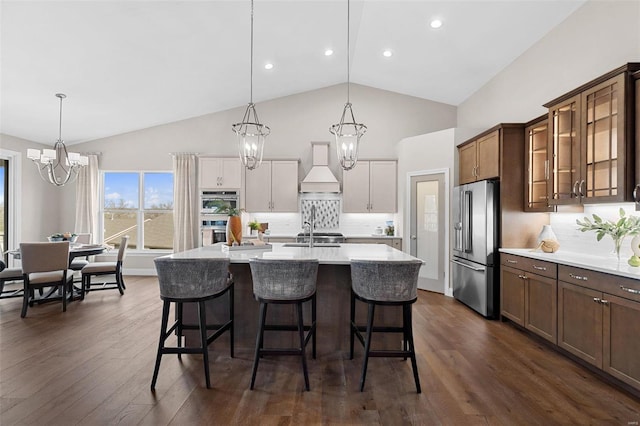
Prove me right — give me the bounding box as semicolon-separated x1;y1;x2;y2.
169;152;200;156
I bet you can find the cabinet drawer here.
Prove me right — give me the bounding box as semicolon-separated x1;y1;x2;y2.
501;254;557;279
558;265;640;303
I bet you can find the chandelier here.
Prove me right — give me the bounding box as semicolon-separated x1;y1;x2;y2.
330;0;367;171
26;93;88;186
232;0;270;170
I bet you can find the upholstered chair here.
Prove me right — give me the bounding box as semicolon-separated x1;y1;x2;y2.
80;236;128;298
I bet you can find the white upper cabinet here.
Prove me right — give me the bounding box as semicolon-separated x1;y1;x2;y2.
199;157;242;190
245;160;299;212
342;160;397;213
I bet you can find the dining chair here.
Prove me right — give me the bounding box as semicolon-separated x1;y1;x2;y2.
0;259;24;299
69;233;93;280
80;235;129;299
19;241;74;317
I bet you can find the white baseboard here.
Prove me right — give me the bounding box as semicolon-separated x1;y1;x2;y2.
122;268;157;276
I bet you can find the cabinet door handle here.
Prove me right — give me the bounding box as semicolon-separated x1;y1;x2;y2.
532;265;547;271
634;184;640;203
518;274;528;280
578;179;585;197
544;160;549;181
620;285;640;295
601;299;609;305
572;181;579;197
569;273;588;281
593;297;601;303
506;259;518;264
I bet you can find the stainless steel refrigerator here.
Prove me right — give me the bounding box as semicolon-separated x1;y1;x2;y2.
451;180;499;318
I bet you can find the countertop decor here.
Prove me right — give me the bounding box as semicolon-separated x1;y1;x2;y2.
576;208;640;261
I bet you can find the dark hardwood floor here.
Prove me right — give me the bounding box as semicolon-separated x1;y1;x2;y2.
1;276;639;425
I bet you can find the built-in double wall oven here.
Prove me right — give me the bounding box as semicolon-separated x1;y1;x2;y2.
200;191;239;246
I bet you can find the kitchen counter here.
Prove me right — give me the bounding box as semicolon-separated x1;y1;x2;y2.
170;243;420;354
169;242;415;264
500;248;640;280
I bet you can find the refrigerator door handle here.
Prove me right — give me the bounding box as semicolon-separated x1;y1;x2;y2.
451;258;486;272
462;190;472;253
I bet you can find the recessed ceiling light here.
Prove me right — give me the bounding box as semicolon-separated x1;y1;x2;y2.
430;19;442;29
383;50;393;58
325;49;334;56
264;63;273;70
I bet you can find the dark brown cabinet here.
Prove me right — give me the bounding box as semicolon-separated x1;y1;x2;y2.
501;254;557;343
458;130;500;184
502;253;640;391
545;64;640;205
557;264;640;389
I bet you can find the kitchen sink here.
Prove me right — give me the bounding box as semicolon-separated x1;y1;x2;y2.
282;243;341;248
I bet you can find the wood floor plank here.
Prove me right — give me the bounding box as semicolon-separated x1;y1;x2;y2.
2;277;640;425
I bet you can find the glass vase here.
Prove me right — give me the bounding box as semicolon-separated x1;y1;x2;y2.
611;235;625;261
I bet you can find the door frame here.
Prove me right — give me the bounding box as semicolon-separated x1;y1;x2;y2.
405;168;451;296
0;148;22;267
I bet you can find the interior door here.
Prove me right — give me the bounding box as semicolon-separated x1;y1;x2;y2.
410;173;446;293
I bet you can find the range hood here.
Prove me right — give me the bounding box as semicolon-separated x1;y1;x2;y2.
300;142;340;193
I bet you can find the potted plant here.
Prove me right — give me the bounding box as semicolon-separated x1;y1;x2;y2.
219;205;243;246
576;208;640;261
248;219;262;235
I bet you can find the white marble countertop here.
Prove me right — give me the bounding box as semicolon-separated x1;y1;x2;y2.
261;234;399;239
500;248;640;280
165;243;418;265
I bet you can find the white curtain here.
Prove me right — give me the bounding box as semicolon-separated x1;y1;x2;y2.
173;153;199;253
74;154;100;243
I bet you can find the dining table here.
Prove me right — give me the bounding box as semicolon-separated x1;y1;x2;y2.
6;243;109;267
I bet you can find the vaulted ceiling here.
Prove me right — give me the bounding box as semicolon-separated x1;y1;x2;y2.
0;0;585;145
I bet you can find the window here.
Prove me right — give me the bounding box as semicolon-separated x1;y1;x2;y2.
102;172;174;250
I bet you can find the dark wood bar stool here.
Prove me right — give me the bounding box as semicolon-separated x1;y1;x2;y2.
248;258;318;391
151;257;234;390
349;259;422;393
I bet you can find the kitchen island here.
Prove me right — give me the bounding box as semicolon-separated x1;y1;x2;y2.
163;243;420;354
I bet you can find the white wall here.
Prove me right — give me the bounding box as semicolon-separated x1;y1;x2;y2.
397;128;455;293
457;0;640;138
74;82;456;172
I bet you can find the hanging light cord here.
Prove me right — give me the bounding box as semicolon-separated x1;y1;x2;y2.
58;94;63;141
250;0;254;104
347;0;350;104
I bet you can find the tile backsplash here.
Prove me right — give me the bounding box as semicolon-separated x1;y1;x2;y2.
248;193;396;236
549;203;639;257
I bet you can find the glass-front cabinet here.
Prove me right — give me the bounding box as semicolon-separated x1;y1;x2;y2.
581;74;624;201
549;95;581;205
524;116;553;212
544;64;638;206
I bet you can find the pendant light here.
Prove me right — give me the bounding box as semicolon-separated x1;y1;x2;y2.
26;93;88;186
232;0;270;170
330;0;367;171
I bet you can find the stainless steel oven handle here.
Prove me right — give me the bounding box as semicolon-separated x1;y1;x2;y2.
451;259;485;272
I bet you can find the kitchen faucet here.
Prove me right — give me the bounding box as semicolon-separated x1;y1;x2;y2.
303;204;316;248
